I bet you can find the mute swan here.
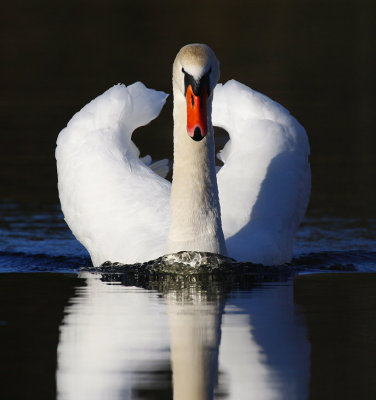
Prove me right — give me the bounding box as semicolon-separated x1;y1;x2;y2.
56;44;310;267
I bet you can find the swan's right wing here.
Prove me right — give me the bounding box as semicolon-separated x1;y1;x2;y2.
213;80;310;265
56;83;171;266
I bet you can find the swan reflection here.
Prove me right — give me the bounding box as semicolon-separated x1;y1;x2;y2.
57;273;171;399
165;282;224;399
56;273;309;399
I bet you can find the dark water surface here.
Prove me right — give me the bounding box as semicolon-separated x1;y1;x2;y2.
1;1;376;399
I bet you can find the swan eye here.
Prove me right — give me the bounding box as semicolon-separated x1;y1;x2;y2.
182;68;211;96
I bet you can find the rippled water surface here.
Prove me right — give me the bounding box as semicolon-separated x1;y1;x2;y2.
1;203;375;273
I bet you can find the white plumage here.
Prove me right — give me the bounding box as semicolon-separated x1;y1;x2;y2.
214;80;310;264
56;45;310;267
56;83;171;266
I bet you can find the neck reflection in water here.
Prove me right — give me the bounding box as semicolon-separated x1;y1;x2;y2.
56;272;309;400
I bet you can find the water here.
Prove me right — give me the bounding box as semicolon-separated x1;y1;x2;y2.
0;204;376;399
1;0;376;398
1;269;376;399
1;203;375;274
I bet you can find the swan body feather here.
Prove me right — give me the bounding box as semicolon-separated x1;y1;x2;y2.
56;83;171;266
213;80;310;265
56;45;310;267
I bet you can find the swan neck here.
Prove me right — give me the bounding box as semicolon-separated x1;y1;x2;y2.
166;88;227;256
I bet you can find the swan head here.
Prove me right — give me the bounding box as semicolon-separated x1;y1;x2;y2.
173;44;220;142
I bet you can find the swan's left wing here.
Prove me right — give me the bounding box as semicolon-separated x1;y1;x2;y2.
213;80;310;265
56;83;171;266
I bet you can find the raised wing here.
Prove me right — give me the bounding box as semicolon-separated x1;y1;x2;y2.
56;83;171;266
213;80;310;265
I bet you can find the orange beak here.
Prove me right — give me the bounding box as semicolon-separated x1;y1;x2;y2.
185;84;208;141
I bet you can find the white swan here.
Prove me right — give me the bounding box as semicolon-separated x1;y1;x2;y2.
56;43;310;267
